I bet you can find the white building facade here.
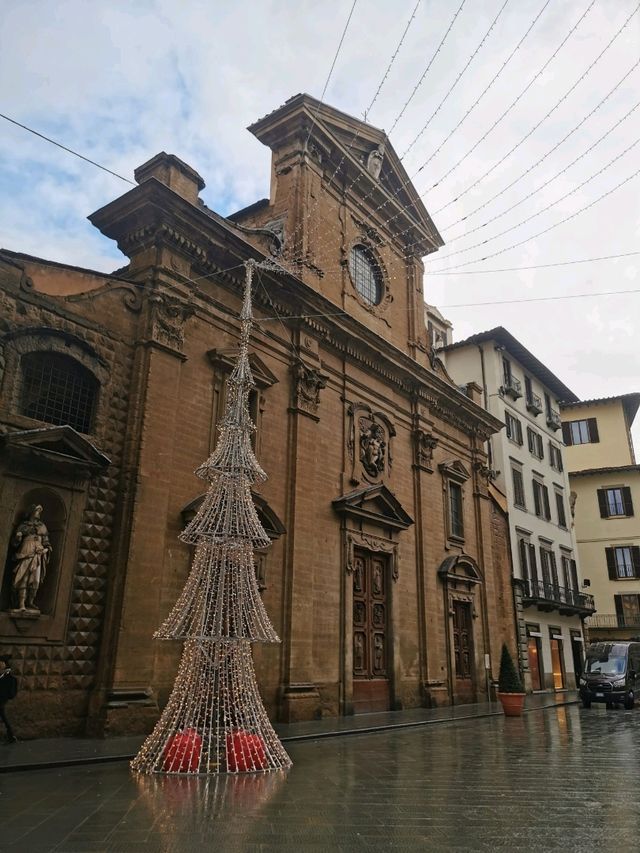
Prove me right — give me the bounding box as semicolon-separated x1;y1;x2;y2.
442;327;594;693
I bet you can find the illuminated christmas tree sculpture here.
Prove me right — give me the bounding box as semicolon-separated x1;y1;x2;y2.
132;261;291;774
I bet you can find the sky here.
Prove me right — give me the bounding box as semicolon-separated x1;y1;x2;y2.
1;0;639;449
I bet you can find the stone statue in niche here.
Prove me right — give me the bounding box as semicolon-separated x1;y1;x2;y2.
366;145;384;180
360;419;386;479
10;504;51;613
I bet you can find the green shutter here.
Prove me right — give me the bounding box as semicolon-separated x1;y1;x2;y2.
622;486;634;517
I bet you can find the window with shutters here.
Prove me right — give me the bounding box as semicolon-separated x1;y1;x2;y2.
606;545;640;579
614;594;640;628
519;537;541;597
533;479;551;521
555;491;567;528
561;554;579;591
549;442;563;472
540;546;559;594
512;467;526;509
562;418;599;446
598;486;634;518
527;427;544;460
505;411;523;445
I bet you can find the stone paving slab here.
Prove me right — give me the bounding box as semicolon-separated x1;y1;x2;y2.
0;691;578;773
0;702;637;852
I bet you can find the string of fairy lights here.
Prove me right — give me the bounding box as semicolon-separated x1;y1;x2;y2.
3;6;638;355
285;0;637;276
131;260;292;776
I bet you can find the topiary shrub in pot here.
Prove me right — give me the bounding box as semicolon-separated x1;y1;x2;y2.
497;643;526;716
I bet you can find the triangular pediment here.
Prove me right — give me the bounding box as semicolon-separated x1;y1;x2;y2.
207;348;278;389
332;484;413;530
1;426;111;470
248;94;443;254
438;459;471;482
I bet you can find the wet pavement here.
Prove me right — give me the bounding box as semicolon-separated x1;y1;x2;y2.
1;703;639;852
0;691;578;773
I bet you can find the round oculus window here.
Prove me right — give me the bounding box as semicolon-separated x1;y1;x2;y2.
349;245;383;306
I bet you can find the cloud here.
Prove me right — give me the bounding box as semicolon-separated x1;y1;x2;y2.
1;0;639;450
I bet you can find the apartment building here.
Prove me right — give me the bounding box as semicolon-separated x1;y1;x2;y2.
442;327;595;693
561;394;640;640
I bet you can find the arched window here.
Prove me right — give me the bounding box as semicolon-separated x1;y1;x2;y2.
20;352;98;433
349;245;384;306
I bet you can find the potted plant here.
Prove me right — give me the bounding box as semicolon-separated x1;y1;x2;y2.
497;643;526;716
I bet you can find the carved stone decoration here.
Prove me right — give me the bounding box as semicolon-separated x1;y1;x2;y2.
8;504;51;614
347;403;395;484
345;531;399;582
360;419;386;479
473;460;499;483
414;428;439;472
366;144;385;180
148;292;195;352
290;360;327;420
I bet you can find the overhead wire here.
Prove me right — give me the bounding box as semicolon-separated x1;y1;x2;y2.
429;165;640;272
401;0;552;159
284;0;422;264
0;112;135;184
441;99;640;243
363;0;423;122
387;0;468;137
301;0;359;151
290;0;608;269
439;288;640;309
425;250;640;274
439;59;640;229
431;135;640;262
400;0;528;160
430;0;636;209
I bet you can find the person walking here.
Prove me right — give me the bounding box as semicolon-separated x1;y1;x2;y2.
0;656;18;743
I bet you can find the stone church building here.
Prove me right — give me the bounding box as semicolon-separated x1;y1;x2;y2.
0;95;517;738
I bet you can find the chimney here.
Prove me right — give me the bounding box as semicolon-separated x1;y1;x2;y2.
466;381;483;406
134;152;205;205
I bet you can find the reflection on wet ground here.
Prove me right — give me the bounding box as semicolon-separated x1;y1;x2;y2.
1;705;640;851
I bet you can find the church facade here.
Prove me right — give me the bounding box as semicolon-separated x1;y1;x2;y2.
0;95;517;738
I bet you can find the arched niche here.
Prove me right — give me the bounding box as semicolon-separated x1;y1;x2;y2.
1;488;67;615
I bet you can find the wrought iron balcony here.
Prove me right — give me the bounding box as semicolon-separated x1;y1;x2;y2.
522;578;595;616
546;408;562;430
526;392;543;416
586;613;640;630
502;376;522;400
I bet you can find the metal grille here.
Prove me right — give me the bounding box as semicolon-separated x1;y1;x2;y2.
21;352;97;433
349;245;383;305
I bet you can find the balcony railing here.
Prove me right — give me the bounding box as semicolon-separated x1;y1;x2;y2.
526;392;543;416
522;578;595;615
503;376;522;400
586;613;640;630
546;408;562;431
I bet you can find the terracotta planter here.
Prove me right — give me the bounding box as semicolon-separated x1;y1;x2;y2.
497;692;526;717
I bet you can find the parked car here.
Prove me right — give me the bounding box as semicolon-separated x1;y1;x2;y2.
579;641;640;709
